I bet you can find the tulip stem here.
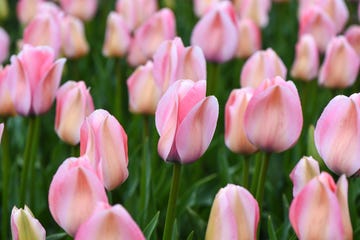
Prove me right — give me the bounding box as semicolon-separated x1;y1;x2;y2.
163;163;181;240
250;153;262;195
207;62;219;96
255;153;271;207
114;58;127;124
1;119;10;240
242;155;250;188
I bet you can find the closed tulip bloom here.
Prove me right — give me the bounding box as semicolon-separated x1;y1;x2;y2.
315;94;360;176
244;76;303;153
289;172;352;240
205;184;259;240
191;1;238;62
240;48;287;88
80;109;128;190
289;156;320;197
0;27;9;64
60;15;89;59
291;34;319;81
59;0;98;21
75;203;145;240
318;36;359;89
193;0;220;17
225;88;258;154
345;25;360;57
55;81;94;145
0;65;17;116
156;80;219;163
16;0;43;24
102;12;131;58
234;0;272;27
48;156;108;236
11;205;46;240
179;45;207;82
235;19;261;59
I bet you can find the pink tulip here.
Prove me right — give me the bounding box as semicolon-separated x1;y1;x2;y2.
225;88;258;154
315;94;360;176
55;81;94;145
127;61;161;114
0;123;3;143
235;19;261;59
234;0;272;27
205;184;259;240
240;48;287;88
102;12;131;58
244;76;303;153
59;0;98;21
318;36;359;89
345;25;360;57
191;1;238;62
80;109;128;190
289;172;352;239
290;34;319;81
75;203;145;240
9;45;66;115
127;36;148;66
115;0;158;31
0;65;17;116
60;15;89;58
0;27;9;64
16;0;44;24
289;156;320;197
11;205;46;240
155;80;219;163
193;0;220;17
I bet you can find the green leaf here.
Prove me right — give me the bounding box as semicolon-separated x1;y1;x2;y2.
186;231;194;240
143;211;160;240
267;215;278;240
46;232;68;240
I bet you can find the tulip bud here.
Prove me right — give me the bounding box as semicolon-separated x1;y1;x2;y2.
59;0;98;21
11;205;46;240
345;25;360;57
240;48;287;88
290;34;319;81
178;45;207;82
0;27;9;64
225;88;258;154
80;109;129;190
75;203;145;240
16;0;44;24
191;1;238;62
318;36;359;89
205;184;259;240
48;156;108;236
234;0;272;27
193;0;220;17
244;76;303;153
235;19;261;59
0;65;17;116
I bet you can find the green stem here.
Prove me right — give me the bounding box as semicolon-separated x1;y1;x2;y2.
207;63;219;96
250;153;262;195
114;58;126;123
163;163;182;240
255;153;271;207
29;117;41;206
71;145;79;157
1;119;10;240
242;155;250;188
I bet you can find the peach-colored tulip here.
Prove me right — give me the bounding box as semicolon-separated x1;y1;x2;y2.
55;81;94;145
191;1;238;62
9;45;66;115
240;48;287;88
289;156;320;197
60;15;89;58
16;0;44;24
80;109;128;190
0;27;9;64
345;25;360;57
0;65;17;116
127;61;161;114
48;156;108;236
205;184;259;240
75;203;145;240
234;0;272;27
193;0;220;17
289;172;352;240
318;36;359;89
102;12;131;58
225;88;258;154
11;205;46;240
244;76;303;153
0;123;3;143
59;0;98;21
115;0;158;31
315;94;360;176
235;19;261;58
290;34;319;81
156;80;219;163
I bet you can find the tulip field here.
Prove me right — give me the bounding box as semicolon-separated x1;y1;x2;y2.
1;0;360;239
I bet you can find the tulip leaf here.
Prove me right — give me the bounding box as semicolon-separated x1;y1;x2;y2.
143;211;160;240
186;231;194;240
267;215;278;240
46;232;68;240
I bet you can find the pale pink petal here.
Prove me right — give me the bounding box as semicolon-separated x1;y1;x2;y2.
345;25;360;57
59;0;98;21
336;175;353;239
178;45;207;82
0;27;9;64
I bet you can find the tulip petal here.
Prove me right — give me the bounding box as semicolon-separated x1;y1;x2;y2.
336;175;353;239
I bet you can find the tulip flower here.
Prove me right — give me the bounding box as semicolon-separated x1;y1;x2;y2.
11;205;46;240
16;0;44;24
126;61;161;114
0;65;17;116
240;48;287;88
318;36;359;89
235;19;261;59
55;81;94;145
48;156;108;236
102;12;131;58
315;94;360;176
191;1;238;62
9;44;66;115
225;88;258;154
193;0;220;17
290;34;319;81
155;80;219;163
289;172;352;239
0;27;9;64
345;25;360;57
234;0;272;27
59;0;98;21
75;203;145;240
244;76;303;153
205;184;259;240
80;109;128;190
